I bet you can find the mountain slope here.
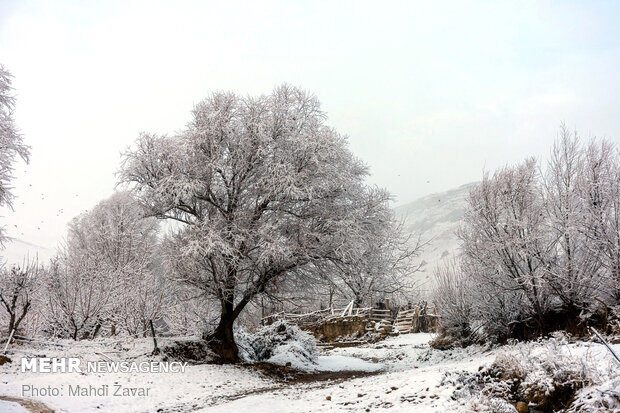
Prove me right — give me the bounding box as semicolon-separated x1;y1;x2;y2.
395;183;476;293
1;238;55;266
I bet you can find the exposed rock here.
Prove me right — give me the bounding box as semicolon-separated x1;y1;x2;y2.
161;339;214;364
0;355;11;365
516;401;529;413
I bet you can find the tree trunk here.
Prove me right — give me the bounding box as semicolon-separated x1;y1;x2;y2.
354;294;363;309
8;313;15;334
206;301;239;363
91;324;101;339
150;319;160;355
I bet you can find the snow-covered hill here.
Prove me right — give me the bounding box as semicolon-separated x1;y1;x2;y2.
395;183;476;293
1;238;55;266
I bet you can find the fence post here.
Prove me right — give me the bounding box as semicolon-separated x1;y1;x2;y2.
3;328;15;354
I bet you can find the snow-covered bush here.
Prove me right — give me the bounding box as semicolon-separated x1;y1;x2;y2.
234;325;257;363
440;370;517;412
567;375;620;413
463;397;517;413
488;334;590;410
448;333;620;412
432;259;475;346
239;321;318;370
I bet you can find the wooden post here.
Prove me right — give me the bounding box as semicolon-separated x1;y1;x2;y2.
150;320;160;355
261;297;265;320
385;299;390;310
3;328;15;354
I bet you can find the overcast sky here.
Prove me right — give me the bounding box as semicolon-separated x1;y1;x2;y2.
1;0;619;252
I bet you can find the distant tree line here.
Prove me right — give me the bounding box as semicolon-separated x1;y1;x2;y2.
434;125;620;345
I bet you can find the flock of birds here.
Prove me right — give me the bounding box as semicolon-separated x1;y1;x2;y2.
11;178;82;238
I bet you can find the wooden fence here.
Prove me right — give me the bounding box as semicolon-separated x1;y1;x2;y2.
393;304;439;334
262;301;439;336
262;305;377;327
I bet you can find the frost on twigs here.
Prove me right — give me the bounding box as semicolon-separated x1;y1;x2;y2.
0;64;30;244
437;128;620;345
119;84;402;361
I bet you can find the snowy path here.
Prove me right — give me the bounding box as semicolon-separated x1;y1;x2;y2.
198;334;492;413
0;333;494;412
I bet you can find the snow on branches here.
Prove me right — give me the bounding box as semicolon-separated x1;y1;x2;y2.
437;126;620;343
0;64;30;244
119;85;399;360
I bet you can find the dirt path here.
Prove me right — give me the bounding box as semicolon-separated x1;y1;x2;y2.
220;368;385;402
156;366;385;412
0;395;56;413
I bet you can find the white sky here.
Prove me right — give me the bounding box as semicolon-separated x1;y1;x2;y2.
1;0;619;251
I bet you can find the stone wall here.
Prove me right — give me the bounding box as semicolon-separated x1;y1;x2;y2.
305;316;368;342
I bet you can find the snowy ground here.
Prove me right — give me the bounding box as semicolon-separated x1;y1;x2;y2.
0;333;617;412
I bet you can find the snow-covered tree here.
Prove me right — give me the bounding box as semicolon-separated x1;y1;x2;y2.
578;138;620;304
116;248;171;337
541;126;602;311
460;254;523;341
432;258;474;340
120;85;395;361
164;286;216;336
0;64;30;244
325;196;423;308
0;260;39;335
45;257;110;339
46;191;164;339
459;158;554;334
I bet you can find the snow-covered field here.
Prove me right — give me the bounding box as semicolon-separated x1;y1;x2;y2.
0;333;618;412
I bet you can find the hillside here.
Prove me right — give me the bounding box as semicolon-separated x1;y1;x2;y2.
394;183;476;294
1;238;55;266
